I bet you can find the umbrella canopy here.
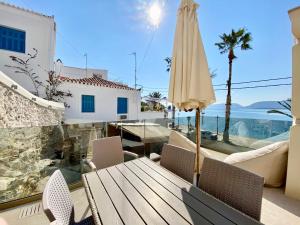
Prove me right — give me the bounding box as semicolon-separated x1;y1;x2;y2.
168;0;215;176
169;0;215;110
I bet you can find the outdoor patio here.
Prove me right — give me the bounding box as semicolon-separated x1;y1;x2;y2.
0;1;300;224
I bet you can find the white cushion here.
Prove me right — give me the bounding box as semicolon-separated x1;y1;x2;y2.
224;141;289;187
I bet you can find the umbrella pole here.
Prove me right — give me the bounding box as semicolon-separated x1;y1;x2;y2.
196;108;201;184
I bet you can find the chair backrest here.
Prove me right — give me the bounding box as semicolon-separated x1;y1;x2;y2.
199;158;264;221
42;170;74;225
92;136;124;169
160;144;195;183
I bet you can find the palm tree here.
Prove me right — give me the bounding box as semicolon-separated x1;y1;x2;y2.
149;91;162;99
267;99;292;118
165;57;176;128
148;91;162;110
215;28;252;143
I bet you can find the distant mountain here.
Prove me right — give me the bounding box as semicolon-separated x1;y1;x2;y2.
246;101;284;109
207;101;285;110
207;103;244;110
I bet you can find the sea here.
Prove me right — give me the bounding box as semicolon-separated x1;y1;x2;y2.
175;108;292;121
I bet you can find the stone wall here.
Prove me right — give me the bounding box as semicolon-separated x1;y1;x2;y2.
0;82;63;128
0;123;105;203
0;126;64;202
0;72;66;203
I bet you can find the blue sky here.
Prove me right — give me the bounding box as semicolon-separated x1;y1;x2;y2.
5;0;299;105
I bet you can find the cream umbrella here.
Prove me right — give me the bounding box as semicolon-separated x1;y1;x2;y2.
168;0;215;180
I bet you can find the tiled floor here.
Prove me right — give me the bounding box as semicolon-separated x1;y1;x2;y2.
262;187;300;225
0;187;300;225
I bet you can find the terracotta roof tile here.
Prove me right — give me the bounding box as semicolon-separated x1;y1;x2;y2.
59;75;135;91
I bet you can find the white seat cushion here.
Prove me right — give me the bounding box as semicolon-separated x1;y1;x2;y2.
224;141;289;187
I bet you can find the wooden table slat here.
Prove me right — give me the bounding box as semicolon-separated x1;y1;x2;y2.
116;163;190;225
83;157;262;225
84;172;123;225
97;169;145;225
106;166;168;225
82;175;103;225
139;157;263;225
132;159;235;225
125;161;212;225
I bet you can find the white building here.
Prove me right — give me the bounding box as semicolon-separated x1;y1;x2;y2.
61;65;108;80
0;2;55;94
60;74;140;122
0;2;141;122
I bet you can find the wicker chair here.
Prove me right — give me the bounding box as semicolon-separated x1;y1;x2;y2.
160;144;195;183
86;136;138;170
42;170;94;225
198;158;264;221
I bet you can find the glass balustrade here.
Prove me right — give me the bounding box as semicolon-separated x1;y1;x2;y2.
0;115;291;207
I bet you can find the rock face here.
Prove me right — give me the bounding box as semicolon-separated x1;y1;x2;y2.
0;82;63;128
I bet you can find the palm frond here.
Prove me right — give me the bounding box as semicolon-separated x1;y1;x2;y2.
164;57;172;72
215;28;253;54
267;109;292;118
241;43;252;50
278;100;291;111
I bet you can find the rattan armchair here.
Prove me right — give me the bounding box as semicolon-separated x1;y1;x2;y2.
198;158;264;221
160;144;195;183
86;136;138;171
42;170;94;225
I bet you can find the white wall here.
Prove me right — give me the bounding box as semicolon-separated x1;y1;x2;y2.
62;66;108;80
61;82;141;122
0;3;55;95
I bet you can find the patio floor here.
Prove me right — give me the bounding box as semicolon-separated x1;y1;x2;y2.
0;186;299;225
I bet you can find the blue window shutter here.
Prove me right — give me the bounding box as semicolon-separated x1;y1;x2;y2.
82;95;95;113
117;97;128;114
7;39;12;50
0;26;25;53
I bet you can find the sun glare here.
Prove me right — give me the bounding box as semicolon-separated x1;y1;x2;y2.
148;2;162;27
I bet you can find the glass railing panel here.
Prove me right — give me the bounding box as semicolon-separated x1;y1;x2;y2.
0;121;109;205
0;125;68;203
199;116;291;151
170;115;292;155
138;114;292;157
119;120;147;157
143;118;171;157
0;115;292;206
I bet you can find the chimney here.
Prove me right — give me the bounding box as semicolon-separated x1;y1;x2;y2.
93;73;103;79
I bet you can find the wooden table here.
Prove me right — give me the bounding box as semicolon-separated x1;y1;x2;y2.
82;157;263;225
